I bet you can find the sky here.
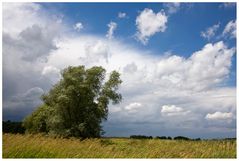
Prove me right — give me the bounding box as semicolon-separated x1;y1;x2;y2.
2;2;237;139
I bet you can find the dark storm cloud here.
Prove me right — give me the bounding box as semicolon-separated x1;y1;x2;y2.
2;5;61;121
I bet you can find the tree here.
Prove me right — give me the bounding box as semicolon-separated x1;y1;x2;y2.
174;136;190;140
23;65;122;138
23;104;53;133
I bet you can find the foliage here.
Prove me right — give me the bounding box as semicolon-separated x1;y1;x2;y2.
174;136;190;140
23;66;122;138
3;121;25;134
130;135;153;139
155;136;172;140
23;104;53;134
3;134;236;158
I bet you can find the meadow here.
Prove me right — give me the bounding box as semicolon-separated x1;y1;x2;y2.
2;133;236;158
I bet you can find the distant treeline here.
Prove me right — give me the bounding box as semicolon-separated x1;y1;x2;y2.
3;121;25;134
131;135;201;141
130;135;153;139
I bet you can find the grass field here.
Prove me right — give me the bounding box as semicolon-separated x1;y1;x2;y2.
2;133;236;158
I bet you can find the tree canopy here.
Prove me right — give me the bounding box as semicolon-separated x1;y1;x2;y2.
23;66;122;138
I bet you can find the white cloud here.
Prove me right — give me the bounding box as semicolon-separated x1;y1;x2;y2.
118;12;127;18
125;102;142;110
73;22;83;32
135;8;168;45
124;102;142;114
123;63;137;74
84;40;109;63
164;3;181;14
42;66;59;76
3;3;64;38
161;105;190;116
41;66;61;83
205;112;234;121
223;20;236;39
155;41;235;91
201;23;220;40
106;21;117;39
3;3;41;37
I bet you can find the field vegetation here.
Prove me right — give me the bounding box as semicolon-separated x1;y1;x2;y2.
3;133;236;158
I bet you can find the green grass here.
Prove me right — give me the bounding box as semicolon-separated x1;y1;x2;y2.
2;133;236;158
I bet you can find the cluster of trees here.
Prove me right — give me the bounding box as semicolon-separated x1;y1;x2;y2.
3;121;25;134
22;66;122;138
130;135;153;139
174;136;190;140
155;136;172;140
173;136;201;141
130;135;201;141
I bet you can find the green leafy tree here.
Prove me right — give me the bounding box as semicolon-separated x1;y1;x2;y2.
23;66;122;138
23;104;53;133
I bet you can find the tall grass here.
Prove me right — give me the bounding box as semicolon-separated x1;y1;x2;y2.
3;133;236;158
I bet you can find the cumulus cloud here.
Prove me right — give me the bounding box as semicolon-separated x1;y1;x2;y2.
205;112;234;121
3;3;41;37
161;105;190;116
73;22;83;32
200;23;220;40
106;21;117;39
123;63;137;74
42;66;60;76
118;12;127;18
41;66;61;83
84;40;109;63
125;102;142;111
164;3;181;14
3;3;64;37
223;20;236;39
18;25;57;61
135;8;168;45
155;41;235;91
